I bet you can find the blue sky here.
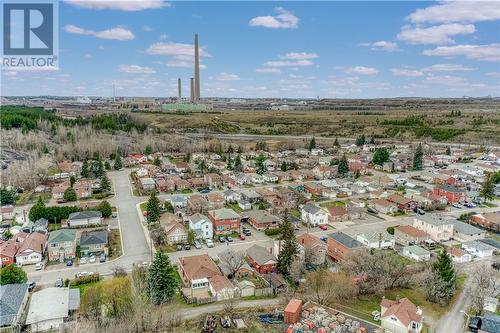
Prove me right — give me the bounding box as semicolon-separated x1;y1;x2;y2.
2;0;500;98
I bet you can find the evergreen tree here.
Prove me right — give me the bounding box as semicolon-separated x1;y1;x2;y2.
277;217;299;276
255;154;267;175
226;154;233;170
104;161;111;170
81;159;90;178
234;154;242;171
372;148;390;166
0;188;16;205
100;172;111;192
338;154;349;176
29;196;46;222
446;146;451;155
237;146;243;154
164;200;174;213
0;264;27;285
308;137;316;151
227;145;234;154
355;134;366;147
146;192;161;223
144;145;153;155
369;137;376;144
333;137;340;147
146;251;179;304
113;154;123;170
64;187;77;202
280;161;288;172
413;143;424;171
480;172;495;202
97;200;112;218
152;156;161;167
427;248;456;305
70;175;76;187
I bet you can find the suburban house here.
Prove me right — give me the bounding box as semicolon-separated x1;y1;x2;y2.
413;215;454;242
25;287;80;333
164;221;188;245
296;233;327;265
188;213;213;240
79;230;108;256
448;247;472;263
301;202;329;226
432;184;467;204
387;194;418;212
208;275;238;301
356;231;395;249
450;220;486;242
67;211;102;228
462;241;496;258
74;179;93;199
402;245;431;262
380;297;423;333
371;198;398;214
0;240;18;267
179;254;222;290
471;212;500;232
140;177;156;191
0;283;29;329
48;229;77;261
246;244;277;274
246;210;281;231
327;206;350;222
207;208;241;235
15;232;48;265
33;218;49;233
0;205;15;221
394;225;430;246
52;181;70;200
327;232;364;261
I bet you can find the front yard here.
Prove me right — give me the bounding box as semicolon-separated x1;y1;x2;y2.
108;229;123;259
320;200;346;208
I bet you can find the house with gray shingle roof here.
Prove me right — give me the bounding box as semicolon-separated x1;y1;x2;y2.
0;284;29;328
67;210;102;228
48;229;77;261
246;244;277;274
301;202;329;226
462;240;496;258
79;230;108;256
450;220;486;242
327;232;364;261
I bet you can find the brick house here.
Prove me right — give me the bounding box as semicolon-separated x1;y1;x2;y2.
471;212;500;232
327;232;364;261
296;233;327;265
246;210;281;231
179;254;222;289
327;206;350;222
0;239;18;267
394;225;430;246
387;194;418;212
207;208;241;235
432;184;467;204
246;245;277;274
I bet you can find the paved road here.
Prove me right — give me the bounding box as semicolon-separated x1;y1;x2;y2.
28;170;150;285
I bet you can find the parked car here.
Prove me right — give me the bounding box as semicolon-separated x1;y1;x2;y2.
242;229;252;236
99;253;106;263
415;208;426;215
75;271;92;278
452;203;463;209
194;240;202;249
219;236;226;243
239;234;246;240
80;257;87;264
28;282;36;292
226;236;233;242
176;244;183;251
492;262;500;271
35;262;43;271
206;239;214;248
319;225;328;231
55;278;64;288
89;255;96;263
66;260;73;267
184;244;191;250
320;236;328;242
200;188;211;194
367;207;378;214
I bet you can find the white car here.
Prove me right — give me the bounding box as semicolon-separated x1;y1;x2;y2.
34;263;43;271
80;257;87;264
452;203;463;209
206;239;214;248
75;271;92;278
89;255;96;263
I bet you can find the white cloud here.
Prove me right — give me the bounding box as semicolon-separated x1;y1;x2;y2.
425;74;468;86
143;25;153;32
422;43;500;61
486;72;500;78
146;42;210;58
118;64;156;74
397;23;475;45
256;68;281;73
84;53;93;59
344;66;379;75
362;41;400;52
212;72;240;81
64;24;134;40
159;34;168;40
408;1;500;24
280;52;319;60
249;7;299;29
264;60;313;67
422;64;474;72
391;68;424;77
65;0;169;11
165;60;207;69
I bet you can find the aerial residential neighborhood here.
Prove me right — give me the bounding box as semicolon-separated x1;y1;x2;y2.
1;1;500;333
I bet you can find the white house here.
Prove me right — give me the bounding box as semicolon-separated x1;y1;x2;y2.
462;241;495;258
356;231;395;249
170;195;187;209
380;297;423;333
402;245;431;262
208;275;238;301
67;211;102;228
188;213;213;240
448;247;472;263
301;202;329;226
263;173;278;183
136;167;149;177
15;233;47;265
248;173;265;184
223;189;241;203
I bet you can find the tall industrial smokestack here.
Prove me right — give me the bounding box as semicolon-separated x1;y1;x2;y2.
194;33;200;101
190;78;195;102
178;78;182;101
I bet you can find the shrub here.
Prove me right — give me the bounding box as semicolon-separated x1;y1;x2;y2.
264;228;281;236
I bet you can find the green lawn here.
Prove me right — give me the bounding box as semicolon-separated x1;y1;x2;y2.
290;209;301;218
228;203;243;213
47;166;61;176
71;280;99;295
48;224;62;232
320;200;346;208
108;229;122;259
140;202;147;211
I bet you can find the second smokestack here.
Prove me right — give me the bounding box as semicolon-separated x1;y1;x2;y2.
194;33;200;101
178;78;181;101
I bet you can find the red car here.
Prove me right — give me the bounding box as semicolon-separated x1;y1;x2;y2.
239;234;246;240
319;225;328;230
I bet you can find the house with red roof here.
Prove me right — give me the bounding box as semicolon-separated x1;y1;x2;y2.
448;247;472;263
432;184;467;204
380;297;423;333
387;194;418;212
394;225;430;246
179;254;222;290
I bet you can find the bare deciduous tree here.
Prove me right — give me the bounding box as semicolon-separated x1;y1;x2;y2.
469;264;500;315
218;249;246;279
305;269;358;306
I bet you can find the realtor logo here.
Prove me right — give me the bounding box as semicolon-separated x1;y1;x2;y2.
2;1;58;69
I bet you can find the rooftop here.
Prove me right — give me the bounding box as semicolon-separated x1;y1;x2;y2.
328;232;364;249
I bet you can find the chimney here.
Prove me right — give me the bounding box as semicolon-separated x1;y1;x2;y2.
177;78;182;101
190;78;195;102
194;33;200;101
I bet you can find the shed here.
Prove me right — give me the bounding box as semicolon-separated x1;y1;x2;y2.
284;298;303;324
